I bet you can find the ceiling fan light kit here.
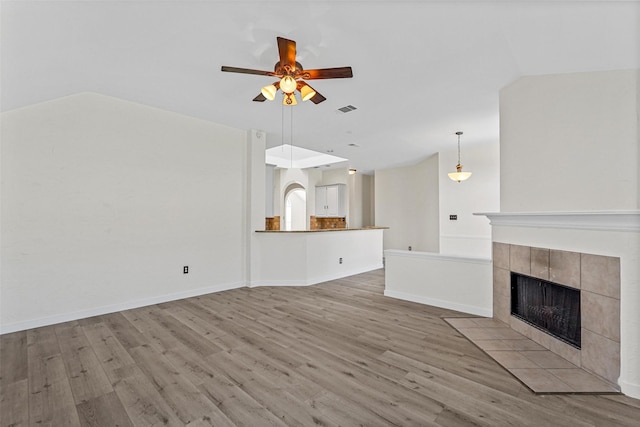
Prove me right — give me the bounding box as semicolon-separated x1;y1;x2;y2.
283;93;297;105
222;36;353;105
299;83;316;101
261;84;277;100
448;131;473;183
279;75;297;94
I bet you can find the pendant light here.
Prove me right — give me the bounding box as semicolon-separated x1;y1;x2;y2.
448;131;472;182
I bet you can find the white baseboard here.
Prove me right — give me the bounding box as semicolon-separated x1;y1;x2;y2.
247;280;311;288
307;264;383;287
383;289;492;317
249;264;383;288
0;281;245;335
620;379;640;400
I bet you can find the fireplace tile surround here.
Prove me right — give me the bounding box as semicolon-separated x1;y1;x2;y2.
474;210;640;398
492;242;621;388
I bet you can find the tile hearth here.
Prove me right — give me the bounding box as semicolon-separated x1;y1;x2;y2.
492;242;621;387
445;317;619;394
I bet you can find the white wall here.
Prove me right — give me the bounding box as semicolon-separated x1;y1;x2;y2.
439;141;500;257
246;129;266;287
265;164;275;218
306;229;383;283
318;168;349;186
253;229;384;287
349;173;375;229
349;174;364;229
0;93;248;332
637;69;640;206
287;190;306;231
365;174;375;226
384;250;492;317
500;69;639;212
375;154;440;252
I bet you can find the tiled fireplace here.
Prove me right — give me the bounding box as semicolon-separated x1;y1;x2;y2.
493;242;620;386
478;210;640;398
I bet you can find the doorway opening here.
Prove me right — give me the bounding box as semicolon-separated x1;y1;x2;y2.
284;185;306;231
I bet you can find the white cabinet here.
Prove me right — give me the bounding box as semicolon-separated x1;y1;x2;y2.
316;184;346;217
315;188;326;217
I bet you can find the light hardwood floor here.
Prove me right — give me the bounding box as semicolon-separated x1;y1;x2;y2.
2;269;640;426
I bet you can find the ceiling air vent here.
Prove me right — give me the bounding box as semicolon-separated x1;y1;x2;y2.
338;105;357;113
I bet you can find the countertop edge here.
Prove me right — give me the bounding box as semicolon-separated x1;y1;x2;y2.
255;227;388;233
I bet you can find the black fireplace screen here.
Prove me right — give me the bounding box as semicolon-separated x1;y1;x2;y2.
511;273;581;348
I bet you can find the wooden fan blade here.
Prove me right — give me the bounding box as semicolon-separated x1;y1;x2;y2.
277;37;296;70
221;66;274;76
303;67;353;80
309;92;326;104
253;93;267;102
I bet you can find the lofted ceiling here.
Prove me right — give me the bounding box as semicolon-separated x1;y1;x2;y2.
2;1;639;174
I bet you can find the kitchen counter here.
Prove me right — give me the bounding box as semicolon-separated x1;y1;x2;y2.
251;227;385;287
256;226;388;233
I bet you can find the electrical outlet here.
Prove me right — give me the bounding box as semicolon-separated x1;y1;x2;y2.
408;246;412;251
339;257;343;264
183;266;189;274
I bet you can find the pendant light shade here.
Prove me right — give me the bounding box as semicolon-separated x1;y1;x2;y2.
448;131;472;183
448;165;472;182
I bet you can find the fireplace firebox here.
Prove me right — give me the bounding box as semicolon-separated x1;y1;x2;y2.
511;273;581;348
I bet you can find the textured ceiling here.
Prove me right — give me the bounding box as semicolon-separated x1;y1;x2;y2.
2;1;639;173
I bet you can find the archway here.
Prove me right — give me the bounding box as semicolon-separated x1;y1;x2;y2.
284;183;306;231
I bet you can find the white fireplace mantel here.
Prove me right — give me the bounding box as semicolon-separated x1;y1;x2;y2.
474;211;640;232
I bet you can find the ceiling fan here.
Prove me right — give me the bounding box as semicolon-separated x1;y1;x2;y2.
221;37;353;105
